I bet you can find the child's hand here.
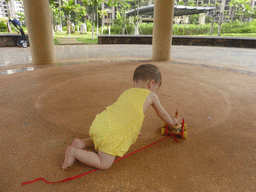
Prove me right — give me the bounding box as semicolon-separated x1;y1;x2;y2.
172;118;179;125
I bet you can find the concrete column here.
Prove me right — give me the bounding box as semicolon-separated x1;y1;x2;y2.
183;15;189;24
152;0;175;61
199;13;206;24
23;0;56;65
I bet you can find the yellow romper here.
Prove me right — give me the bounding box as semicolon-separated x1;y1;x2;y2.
89;88;151;157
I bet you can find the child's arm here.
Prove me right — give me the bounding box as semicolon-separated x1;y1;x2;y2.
150;93;178;126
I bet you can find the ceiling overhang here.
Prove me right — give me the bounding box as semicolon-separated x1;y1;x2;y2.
125;4;216;17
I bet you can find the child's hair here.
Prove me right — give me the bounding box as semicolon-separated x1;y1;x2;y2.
133;64;162;85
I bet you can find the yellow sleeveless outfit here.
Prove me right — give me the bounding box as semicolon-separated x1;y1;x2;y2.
89;88;151;157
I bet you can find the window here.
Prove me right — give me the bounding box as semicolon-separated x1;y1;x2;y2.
104;3;110;8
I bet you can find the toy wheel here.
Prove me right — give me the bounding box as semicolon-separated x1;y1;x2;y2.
22;40;28;48
182;131;187;139
183;124;187;131
161;128;166;135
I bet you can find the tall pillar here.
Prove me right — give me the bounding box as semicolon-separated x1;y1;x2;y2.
23;0;56;65
199;13;206;24
152;0;175;61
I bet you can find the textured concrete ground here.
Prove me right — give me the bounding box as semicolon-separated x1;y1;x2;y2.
0;46;255;192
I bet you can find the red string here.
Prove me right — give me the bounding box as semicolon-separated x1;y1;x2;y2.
21;135;178;186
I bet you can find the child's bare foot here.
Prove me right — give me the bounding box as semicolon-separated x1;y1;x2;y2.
62;146;76;170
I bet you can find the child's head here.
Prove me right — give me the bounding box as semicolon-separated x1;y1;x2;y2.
133;64;162;91
133;64;162;84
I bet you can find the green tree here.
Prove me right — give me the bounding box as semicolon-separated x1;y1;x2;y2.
116;0;132;34
81;0;104;39
50;2;61;31
74;4;86;32
185;1;196;7
243;4;253;22
16;12;26;26
229;0;250;23
98;9;107;34
85;0;101;39
133;0;142;35
178;0;184;5
105;0;118;35
62;0;76;35
252;7;256;20
208;1;220;35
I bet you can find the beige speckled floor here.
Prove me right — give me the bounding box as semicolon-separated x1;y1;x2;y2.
0;52;255;191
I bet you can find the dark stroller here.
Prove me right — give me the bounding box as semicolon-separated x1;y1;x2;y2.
9;19;29;48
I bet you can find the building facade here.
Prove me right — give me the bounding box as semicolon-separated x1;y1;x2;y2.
195;0;256;23
0;0;24;19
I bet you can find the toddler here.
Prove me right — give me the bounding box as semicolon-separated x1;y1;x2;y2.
62;64;179;170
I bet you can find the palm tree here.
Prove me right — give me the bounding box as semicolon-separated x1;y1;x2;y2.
74;4;86;33
84;0;103;39
209;1;220;35
62;0;76;35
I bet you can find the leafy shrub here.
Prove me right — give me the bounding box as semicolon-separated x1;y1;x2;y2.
205;16;212;24
0;21;7;32
62;26;67;31
86;20;92;32
172;23;217;35
139;23;153;35
111;25;122;34
189;14;199;24
126;24;134;34
103;24;134;35
221;19;256;33
102;19;256;36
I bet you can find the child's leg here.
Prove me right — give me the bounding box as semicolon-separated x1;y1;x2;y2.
71;138;94;149
62;146;115;170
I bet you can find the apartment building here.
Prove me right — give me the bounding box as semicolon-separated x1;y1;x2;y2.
194;0;256;23
0;0;24;19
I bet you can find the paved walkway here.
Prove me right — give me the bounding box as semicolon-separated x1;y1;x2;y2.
0;45;256;74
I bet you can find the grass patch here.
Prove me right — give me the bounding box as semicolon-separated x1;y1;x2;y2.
54;32;98;44
219;33;256;37
188;33;256;37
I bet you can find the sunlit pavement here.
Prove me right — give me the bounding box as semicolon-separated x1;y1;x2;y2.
0;45;256;76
